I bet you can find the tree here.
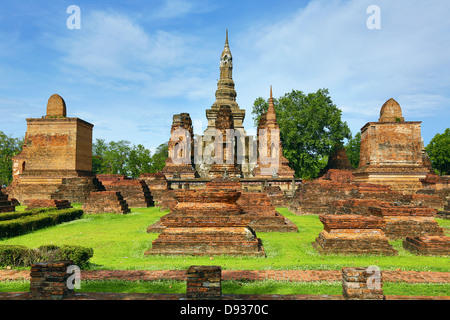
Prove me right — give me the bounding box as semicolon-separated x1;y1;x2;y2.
150;142;168;173
92;139;166;177
127;144;152;178
425;128;450;175
0;131;23;186
252;89;351;179
345;132;361;169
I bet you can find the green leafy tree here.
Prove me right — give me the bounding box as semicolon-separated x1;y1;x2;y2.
150;142;169;173
252;89;351;179
345;132;361;169
127;144;152;178
425;128;450;175
0;131;23;186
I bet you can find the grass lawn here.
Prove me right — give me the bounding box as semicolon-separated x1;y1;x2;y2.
0;205;449;272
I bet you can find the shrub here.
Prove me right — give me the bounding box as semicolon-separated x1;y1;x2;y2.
60;245;94;269
0;209;83;239
0;244;94;269
0;245;35;267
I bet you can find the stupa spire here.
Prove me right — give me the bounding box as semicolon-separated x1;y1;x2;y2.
266;85;277;124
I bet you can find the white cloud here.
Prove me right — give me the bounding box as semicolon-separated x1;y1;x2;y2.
232;0;450;137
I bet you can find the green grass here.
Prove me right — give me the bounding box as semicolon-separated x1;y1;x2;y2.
0;206;449;272
1;279;449;297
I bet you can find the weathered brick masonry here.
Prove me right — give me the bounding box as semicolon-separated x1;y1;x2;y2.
145;178;265;256
82;191;130;214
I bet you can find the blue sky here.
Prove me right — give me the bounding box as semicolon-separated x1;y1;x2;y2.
0;0;449;153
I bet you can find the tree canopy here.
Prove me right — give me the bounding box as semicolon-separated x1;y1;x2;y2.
92;139;168;178
252;89;351;179
0;131;23;187
344;131;361;169
425;128;450;175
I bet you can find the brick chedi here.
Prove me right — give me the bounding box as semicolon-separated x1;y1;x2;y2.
82;191;130;214
369;205;444;240
196;30;254;178
312;214;397;255
403;236;450;256
253;87;295;179
318;142;354;177
207;105;243;179
161;113;198;179
7;94;102;203
145;178;265;256
353;98;433;194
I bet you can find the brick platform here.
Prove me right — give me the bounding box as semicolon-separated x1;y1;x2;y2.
237;192;298;232
82;191;130;214
23;199;72;210
369;205;444;240
104;179;153;208
312;214;397;255
403;236;450;256
145;178;265;256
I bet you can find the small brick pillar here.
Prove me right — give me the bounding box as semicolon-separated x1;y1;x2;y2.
186;266;222;300
30;260;75;300
342;267;384;300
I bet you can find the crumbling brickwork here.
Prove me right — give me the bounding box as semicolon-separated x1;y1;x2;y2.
24;199;72;210
7;94;102;203
369;205;444;240
0;189;15;213
30;260;75;300
145;178;265;256
186;266;222;300
403;236;450;256
353;98;432;194
312;214;397;255
342;267;384;300
82;191;130;214
237;192;297;232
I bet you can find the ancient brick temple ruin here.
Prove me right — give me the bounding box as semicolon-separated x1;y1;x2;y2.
145;178;265;256
6;94;103;204
82;191;130;214
252;86;295;179
159;31;298;198
353;98;433;194
161;113;197;179
0;188;15;213
312;214;397;255
96;174;153;207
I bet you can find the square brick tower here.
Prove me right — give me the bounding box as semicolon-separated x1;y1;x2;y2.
353;98;433;194
7;94;102;203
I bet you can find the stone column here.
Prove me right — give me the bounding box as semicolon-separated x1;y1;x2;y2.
30;260;75;300
342;267;384;300
186;266;222;300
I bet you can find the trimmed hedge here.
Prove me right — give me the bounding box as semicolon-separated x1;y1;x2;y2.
0;208;83;239
0;207;59;222
0;244;94;269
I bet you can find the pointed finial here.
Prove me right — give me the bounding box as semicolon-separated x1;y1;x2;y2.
270;85;273;100
225;29;229;47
